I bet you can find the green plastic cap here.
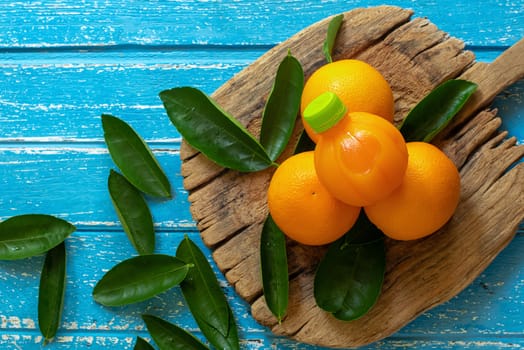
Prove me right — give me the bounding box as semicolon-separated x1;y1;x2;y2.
303;91;347;133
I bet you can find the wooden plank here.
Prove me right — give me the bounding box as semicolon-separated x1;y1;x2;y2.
0;1;521;47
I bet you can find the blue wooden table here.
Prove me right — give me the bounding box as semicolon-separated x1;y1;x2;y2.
0;1;522;349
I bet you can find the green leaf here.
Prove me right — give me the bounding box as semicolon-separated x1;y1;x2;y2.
134;336;155;350
322;14;344;63
108;169;155;255
293;130;316;154
102;114;172;198
260;215;289;322
400;79;478;142
160;87;274;172
341;211;385;245
142;314;209;350
0;214;76;260
314;213;386;321
260;53;304;161
93;254;191;306
176;236;240;350
38;242;66;342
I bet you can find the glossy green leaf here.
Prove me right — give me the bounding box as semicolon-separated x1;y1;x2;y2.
0;214;76;260
134;336;155;350
342;211;385;245
176;236;240;350
260;53;304;161
38;242;66;342
102;114;172;198
293;130;316;154
400;79;478;142
93;254;191;306
108;169;155;255
314;213;385;321
260;215;289;322
323;14;344;63
142;314;209;350
160;87;274;172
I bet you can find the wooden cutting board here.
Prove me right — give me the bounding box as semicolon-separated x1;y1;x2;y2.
180;6;524;348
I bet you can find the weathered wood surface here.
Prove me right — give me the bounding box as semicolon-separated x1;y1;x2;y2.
1;1;523;349
181;6;524;348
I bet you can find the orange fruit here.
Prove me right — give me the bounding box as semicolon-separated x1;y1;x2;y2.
300;59;395;143
267;151;361;246
364;142;461;240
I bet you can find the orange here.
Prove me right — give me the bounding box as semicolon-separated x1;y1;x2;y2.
364;142;461;240
267;151;361;246
300;59;395;143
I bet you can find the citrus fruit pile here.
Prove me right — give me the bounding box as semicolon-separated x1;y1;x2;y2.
267;59;461;245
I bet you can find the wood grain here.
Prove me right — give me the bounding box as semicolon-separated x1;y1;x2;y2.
180;6;524;348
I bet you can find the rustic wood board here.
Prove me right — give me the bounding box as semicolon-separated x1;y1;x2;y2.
180;5;524;348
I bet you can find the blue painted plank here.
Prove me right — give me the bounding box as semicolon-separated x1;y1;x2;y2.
0;49;518;140
1;232;523;349
0;50;255;140
493;81;524;144
2;333;524;350
0;1;521;47
0;145;193;229
1;0;523;349
0;232;245;334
